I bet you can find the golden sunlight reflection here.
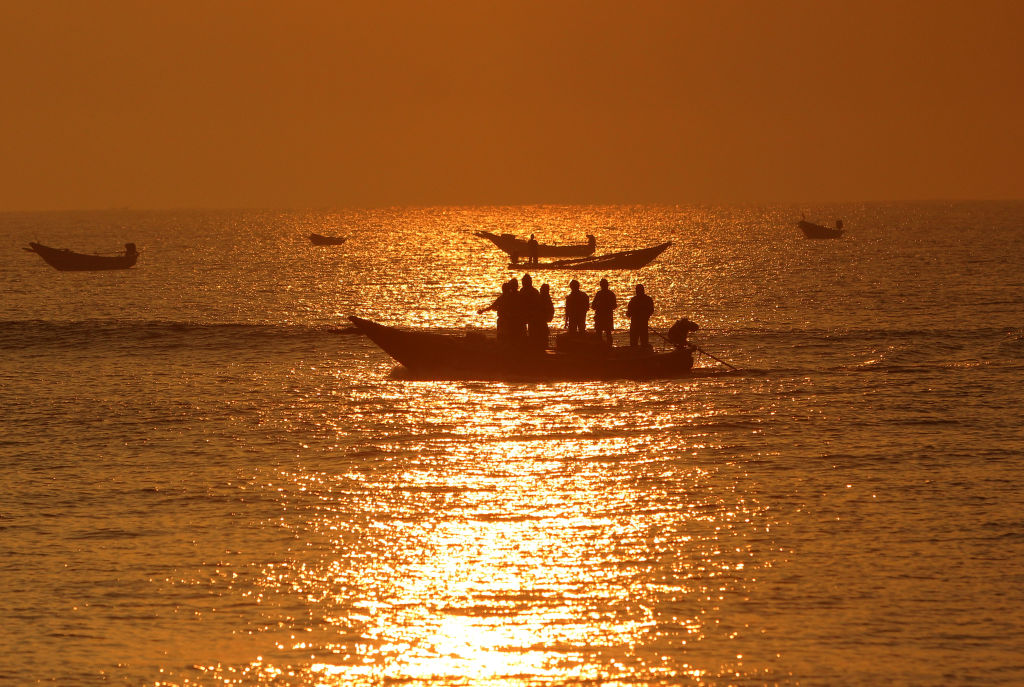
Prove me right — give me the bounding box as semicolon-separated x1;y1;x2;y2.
183;208;792;683
207;374;782;685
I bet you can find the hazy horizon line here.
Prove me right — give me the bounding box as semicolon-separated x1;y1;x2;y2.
3;197;1023;214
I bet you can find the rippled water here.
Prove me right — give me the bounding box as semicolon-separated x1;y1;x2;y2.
1;204;1023;685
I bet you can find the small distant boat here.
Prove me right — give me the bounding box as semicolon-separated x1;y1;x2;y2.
24;242;138;271
798;218;845;238
511;241;672;270
475;231;597;258
348;315;696;381
308;233;347;246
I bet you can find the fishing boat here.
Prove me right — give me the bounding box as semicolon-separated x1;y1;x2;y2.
511;241;672;270
308;233;347;246
349;315;695;381
475;231;597;258
798;219;844;238
24;242;138;271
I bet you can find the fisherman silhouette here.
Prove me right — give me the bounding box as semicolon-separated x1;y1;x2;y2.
626;284;654;347
591;278;617;345
537;283;555;349
667;317;700;347
478;281;516;343
519;274;545;347
509;278;529;342
564;279;589;334
527;234;539;265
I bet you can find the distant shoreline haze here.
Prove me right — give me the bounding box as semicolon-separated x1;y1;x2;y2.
3;198;1024;215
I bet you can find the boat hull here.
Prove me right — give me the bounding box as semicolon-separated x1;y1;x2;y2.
349;316;694;381
798;220;844;238
25;242;138;271
512;242;672;270
309;234;347;245
475;231;596;258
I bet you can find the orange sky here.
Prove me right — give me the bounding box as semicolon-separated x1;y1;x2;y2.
1;0;1022;210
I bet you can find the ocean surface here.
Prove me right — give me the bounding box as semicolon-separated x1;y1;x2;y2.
1;203;1022;685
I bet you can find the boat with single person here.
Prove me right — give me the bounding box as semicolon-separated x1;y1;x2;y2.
475;231;597;258
348;314;698;381
24;242;139;271
798;218;844;238
308;233;348;246
511;241;672;270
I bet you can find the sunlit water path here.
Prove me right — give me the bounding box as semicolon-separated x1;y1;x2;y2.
1;204;1022;685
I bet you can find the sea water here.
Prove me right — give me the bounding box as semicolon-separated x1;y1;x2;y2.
1;203;1022;685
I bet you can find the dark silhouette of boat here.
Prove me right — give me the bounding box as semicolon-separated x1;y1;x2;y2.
348;315;696;380
475;231;597;258
24;242;138;271
308;233;347;245
511;241;672;270
798;219;845;238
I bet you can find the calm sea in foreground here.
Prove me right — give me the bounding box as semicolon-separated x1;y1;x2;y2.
1;203;1022;685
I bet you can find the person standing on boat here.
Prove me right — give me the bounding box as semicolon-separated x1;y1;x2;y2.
527;234;539;265
478;281;516;343
507;277;528;342
591;278;617;345
564;279;589;335
626;284;655;347
537;283;555;349
519;274;545;348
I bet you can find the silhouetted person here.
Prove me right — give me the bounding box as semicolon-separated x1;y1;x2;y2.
536;283;555;349
564;279;589;334
124;242;137;256
519;274;545;347
626;284;654;347
478;281;517;343
506;277;527;341
667;317;700;348
527;234;539;265
591;278;617;345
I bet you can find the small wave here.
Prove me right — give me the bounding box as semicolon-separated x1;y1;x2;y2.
719;324;1017;343
0;318;361;352
842;360;981;373
69;527;147;540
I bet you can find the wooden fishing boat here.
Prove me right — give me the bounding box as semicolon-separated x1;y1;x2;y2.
798;219;844;238
308;233;347;245
24;242;138;271
475;231;597;258
349;315;695;381
511;241;672;270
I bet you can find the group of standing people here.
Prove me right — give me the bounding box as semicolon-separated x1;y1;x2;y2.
477;274;555;348
480;275;658;349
